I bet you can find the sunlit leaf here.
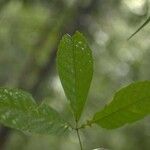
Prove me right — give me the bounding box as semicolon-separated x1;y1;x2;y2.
0;88;67;134
57;31;93;121
92;81;150;129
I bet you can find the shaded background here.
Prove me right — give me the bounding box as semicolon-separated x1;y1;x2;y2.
0;0;150;149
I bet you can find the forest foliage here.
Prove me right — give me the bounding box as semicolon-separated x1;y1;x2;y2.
0;0;150;150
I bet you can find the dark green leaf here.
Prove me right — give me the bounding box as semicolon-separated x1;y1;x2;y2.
92;81;150;129
57;31;93;121
0;88;67;134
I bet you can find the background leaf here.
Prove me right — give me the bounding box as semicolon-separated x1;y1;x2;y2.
128;16;150;40
57;31;93;121
92;81;150;129
0;88;67;134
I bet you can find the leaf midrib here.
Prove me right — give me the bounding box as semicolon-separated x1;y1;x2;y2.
72;38;78;121
93;96;148;123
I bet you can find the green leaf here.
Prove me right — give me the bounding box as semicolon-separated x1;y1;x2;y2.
92;81;150;129
57;31;93;121
0;88;67;134
128;16;150;40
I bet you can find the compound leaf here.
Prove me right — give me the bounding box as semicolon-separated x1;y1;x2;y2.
0;88;67;134
92;81;150;129
57;31;93;121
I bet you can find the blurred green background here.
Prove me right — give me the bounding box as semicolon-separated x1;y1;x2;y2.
0;0;150;150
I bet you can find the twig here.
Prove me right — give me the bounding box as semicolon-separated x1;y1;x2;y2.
76;127;83;150
128;16;150;40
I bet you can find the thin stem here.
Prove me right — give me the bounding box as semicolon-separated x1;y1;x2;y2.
76;128;83;150
128;16;150;40
75;118;83;150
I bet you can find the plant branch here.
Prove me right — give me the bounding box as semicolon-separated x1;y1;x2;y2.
74;118;83;150
128;16;150;40
76;127;83;150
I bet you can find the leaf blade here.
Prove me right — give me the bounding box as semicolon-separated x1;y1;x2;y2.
57;31;93;121
0;88;67;134
93;81;150;129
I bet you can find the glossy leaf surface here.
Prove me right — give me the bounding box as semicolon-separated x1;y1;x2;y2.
93;81;150;129
0;88;67;134
57;31;93;121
